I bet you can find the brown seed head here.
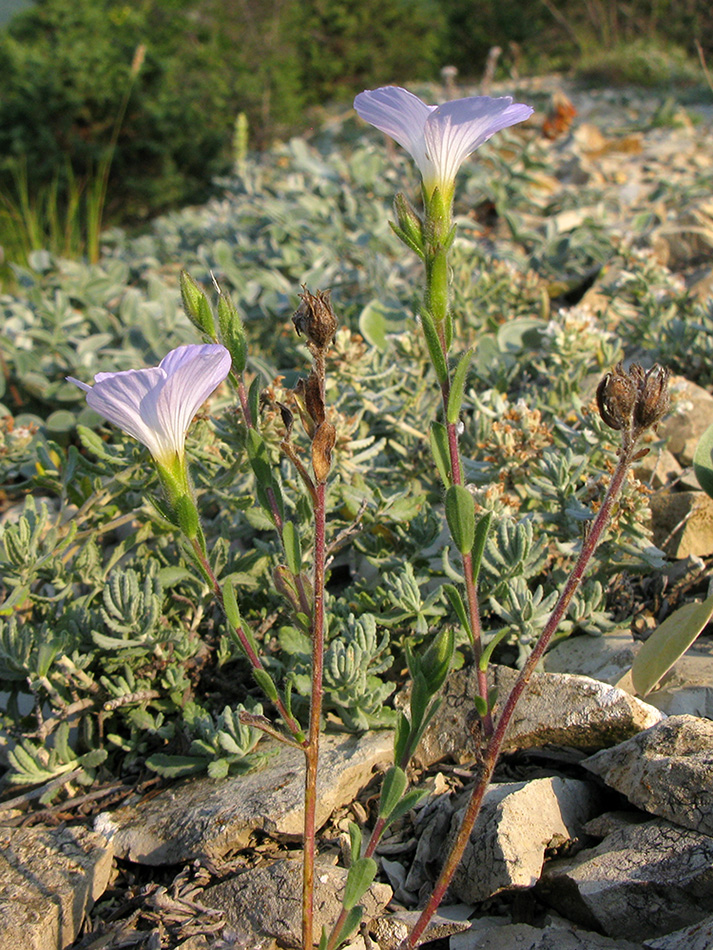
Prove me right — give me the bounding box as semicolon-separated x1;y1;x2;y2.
596;363;637;431
293;287;338;350
596;362;670;439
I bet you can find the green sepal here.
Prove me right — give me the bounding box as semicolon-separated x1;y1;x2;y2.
443;583;472;640
471;510;493;584
253;668;279;702
429;421;451;487
173;493;200;540
426;249;449;324
282;521;302;574
420;309;448;384
390;221;426;260
343;857;377;911
145;492;178;526
446;484;476;555
378;766;408;820
447;348;473;424
180;271;216;338
217;292;248;373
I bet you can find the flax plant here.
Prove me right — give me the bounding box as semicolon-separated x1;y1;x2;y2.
354;85;671;948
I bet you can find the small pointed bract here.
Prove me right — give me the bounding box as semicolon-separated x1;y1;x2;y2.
68;344;232;467
354;85;533;200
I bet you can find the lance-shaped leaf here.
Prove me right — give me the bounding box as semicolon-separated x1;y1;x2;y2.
631;592;713;697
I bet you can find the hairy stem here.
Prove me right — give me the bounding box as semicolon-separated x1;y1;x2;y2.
401;443;636;949
302;479;327;950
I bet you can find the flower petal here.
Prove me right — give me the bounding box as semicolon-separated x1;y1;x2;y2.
354;86;435;175
152;344;232;461
68;344;231;464
424;96;534;190
83;367;168;457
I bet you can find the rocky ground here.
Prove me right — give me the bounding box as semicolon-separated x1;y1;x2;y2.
2;76;713;950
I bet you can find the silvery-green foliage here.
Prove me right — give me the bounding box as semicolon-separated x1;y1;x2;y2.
146;701;267;780
488;577;559;666
480;518;550;601
6;722;107;802
323;614;395;731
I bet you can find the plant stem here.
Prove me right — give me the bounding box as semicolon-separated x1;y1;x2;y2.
302;478;327;950
436;324;490;730
401;442;636;949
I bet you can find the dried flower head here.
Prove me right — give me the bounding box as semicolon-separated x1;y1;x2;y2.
596;362;670;442
293;287;338;351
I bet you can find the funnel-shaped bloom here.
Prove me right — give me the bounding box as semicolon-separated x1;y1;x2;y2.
354;86;533;200
68;344;231;469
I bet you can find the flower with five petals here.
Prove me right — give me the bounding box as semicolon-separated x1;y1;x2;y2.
354;85;533;204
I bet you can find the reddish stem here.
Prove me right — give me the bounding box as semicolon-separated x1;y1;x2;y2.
401;444;635;949
302;479;327;950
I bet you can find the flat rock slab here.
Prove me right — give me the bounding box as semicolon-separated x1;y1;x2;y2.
583;715;713;835
645;914;713;950
451;920;645;949
95;731;392;865
202;856;391;949
546;630;713;718
370;907;471;949
0;824;113;950
446;776;601;903
412;664;663;765
538;816;713;941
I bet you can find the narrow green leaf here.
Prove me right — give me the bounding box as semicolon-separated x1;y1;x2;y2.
221;578;242;629
445;484;475;555
429;421;451;487
248;376;261;427
378;766;408;820
479;627;510;671
631;592;713;697
253;668;279;702
693;421;713;500
394;710;410;765
421;627;455;693
471;510;492;585
330;907;363;949
348;822;362;862
420;309;448;384
446;348;473;424
282;521;302;574
443;583;472;639
343;857;377;911
318;927;329;950
384;787;430;826
410;671;430;731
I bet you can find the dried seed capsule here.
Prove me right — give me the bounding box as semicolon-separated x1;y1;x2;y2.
596;363;637;431
635;364;671;431
293;287;338;350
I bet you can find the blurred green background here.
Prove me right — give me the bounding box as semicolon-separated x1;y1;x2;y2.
0;0;711;264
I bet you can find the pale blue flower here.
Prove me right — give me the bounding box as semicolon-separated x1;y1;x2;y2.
68;344;231;468
354;85;533;199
